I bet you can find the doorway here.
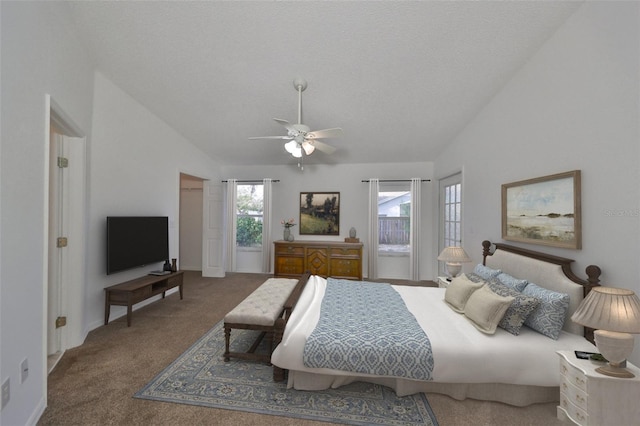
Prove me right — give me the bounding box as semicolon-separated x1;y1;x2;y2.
46;97;86;373
179;173;204;271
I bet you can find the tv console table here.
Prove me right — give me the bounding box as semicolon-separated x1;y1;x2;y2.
104;271;184;327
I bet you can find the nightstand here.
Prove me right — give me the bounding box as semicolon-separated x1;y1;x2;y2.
437;276;451;289
557;350;640;425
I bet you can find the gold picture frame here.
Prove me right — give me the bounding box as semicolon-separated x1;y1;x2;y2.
502;170;581;249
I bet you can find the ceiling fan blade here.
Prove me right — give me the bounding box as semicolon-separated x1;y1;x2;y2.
273;118;298;133
305;127;343;139
309;139;337;155
248;136;292;140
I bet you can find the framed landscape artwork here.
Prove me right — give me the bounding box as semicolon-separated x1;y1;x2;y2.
502;170;581;249
300;192;340;235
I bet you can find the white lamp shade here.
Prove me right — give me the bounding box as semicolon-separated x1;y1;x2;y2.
437;246;471;263
571;287;640;333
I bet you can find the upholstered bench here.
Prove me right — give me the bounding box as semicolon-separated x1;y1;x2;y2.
224;277;299;364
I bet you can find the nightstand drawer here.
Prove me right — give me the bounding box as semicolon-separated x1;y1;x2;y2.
560;357;587;392
560;392;588;426
437;277;450;288
560;377;588;411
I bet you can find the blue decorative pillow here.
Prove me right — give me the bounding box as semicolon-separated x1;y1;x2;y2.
473;264;502;280
496;272;528;292
486;279;540;335
522;283;570;340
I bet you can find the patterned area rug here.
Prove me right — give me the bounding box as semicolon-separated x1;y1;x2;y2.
135;321;438;426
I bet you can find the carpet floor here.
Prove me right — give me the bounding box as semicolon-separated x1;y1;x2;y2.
39;271;562;426
134;321;437;425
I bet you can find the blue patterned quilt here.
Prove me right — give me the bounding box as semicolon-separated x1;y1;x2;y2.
302;278;434;381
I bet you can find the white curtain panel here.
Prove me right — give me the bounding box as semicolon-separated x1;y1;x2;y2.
409;178;422;281
261;178;273;273
367;178;379;280
224;179;237;272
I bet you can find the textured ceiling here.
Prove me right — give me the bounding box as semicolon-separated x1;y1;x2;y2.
66;1;581;167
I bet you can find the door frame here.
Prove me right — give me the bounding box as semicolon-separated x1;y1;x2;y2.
44;95;87;374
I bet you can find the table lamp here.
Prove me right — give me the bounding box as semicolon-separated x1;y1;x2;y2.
571;286;640;378
437;246;471;278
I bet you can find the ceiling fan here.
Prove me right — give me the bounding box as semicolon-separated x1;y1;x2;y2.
249;78;342;169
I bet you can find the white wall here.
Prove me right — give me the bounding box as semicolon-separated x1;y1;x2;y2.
434;2;640;363
1;4;222;423
1;2;95;425
220;162;435;280
86;72;221;331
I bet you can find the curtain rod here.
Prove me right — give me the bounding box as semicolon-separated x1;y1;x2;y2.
221;179;280;183
361;179;431;182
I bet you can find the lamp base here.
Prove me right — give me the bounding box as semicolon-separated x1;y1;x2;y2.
595;364;635;378
594;329;636;379
445;262;462;278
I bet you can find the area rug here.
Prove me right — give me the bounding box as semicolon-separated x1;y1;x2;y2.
134;321;438;426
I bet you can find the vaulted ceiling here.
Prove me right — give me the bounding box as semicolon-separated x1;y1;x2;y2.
66;1;581;167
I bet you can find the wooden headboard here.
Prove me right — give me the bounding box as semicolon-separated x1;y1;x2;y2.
481;240;601;343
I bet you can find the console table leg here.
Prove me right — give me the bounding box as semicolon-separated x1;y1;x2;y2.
104;292;111;325
179;283;183;300
126;303;132;327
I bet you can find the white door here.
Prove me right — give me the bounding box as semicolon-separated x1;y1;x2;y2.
202;180;224;277
439;173;463;276
48;129;86;367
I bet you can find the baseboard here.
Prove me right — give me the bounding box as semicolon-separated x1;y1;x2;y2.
29;396;47;426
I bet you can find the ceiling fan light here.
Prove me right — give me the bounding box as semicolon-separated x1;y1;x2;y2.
291;146;302;158
302;141;315;155
284;140;297;154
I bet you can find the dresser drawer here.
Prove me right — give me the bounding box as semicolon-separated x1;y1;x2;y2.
275;244;305;256
560;357;587;392
329;247;361;257
330;258;361;278
275;257;304;275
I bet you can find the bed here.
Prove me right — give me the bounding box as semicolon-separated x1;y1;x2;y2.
270;240;603;406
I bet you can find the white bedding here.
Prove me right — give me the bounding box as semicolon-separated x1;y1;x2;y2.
271;275;597;394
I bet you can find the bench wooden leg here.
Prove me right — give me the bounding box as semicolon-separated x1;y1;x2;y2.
224;326;231;362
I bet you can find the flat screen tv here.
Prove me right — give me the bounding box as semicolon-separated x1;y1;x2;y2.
106;216;169;275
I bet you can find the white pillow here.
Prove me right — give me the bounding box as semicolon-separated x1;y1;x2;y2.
464;285;514;334
444;274;485;313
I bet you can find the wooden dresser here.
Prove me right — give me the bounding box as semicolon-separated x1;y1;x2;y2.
274;240;363;280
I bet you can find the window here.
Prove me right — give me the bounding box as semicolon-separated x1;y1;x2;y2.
378;184;410;254
236;184;263;248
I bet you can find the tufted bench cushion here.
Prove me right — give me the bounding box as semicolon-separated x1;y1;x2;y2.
224;278;298;326
224;277;298;363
